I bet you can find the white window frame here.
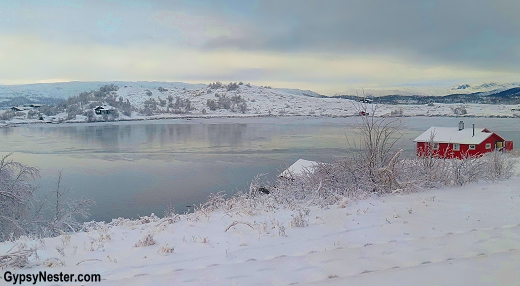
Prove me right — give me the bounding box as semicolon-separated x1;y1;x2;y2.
485;143;491;149
433;143;439;150
453;143;460;151
469;145;476;150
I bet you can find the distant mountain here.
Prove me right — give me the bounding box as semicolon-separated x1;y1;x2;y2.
332;86;520;104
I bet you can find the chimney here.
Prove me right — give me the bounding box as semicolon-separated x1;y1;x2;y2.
472;124;475;137
458;120;464;131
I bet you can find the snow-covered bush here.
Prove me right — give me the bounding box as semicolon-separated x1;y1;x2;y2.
134;234;156;247
206;99;218;111
0;154;39;240
478;151;514;181
0;155;95;241
452;106;467;115
290;208;310;227
226;82;239;91
0;110;16;120
208;81;223;89
389;108;404;117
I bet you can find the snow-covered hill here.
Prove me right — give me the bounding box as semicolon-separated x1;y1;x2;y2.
3;81;520;127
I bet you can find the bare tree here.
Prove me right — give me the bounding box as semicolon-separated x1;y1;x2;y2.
0;154;39;240
352;102;405;193
46;171;95;236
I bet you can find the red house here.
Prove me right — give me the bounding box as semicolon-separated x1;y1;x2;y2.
414;121;513;159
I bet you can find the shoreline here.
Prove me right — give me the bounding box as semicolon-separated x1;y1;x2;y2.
1;111;519;128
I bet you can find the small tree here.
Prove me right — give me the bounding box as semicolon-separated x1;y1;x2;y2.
0;154;39;240
352;102;405;193
46;171;94;236
207;99;218;111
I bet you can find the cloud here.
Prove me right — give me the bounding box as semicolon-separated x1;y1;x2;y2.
1;0;520;92
2;33;518;94
200;0;520;72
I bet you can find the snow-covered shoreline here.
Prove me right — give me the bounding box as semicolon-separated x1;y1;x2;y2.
2;166;520;285
2;82;520;128
2;105;520;128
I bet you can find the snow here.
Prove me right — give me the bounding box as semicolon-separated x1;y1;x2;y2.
413;126;494;144
279;159;318;178
2;168;520;285
4;83;520;127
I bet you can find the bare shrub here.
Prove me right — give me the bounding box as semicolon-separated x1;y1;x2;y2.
207;99;218;111
389;108;404;117
0;246;37;269
479;150;514;181
350;103;406;194
134;234;157;247
45;171;95;237
218;95;231;110
290;208;310;227
239;102;247;113
452;106;467;115
0;110;16;120
0;154;39;240
226;82;239;91
158;244;174;254
208;81;223;89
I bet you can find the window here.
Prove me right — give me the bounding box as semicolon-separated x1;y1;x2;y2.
485;143;491;149
453;143;460;151
433;143;439;150
469;145;476;150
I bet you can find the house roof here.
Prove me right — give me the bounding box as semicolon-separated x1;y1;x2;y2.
279;159;318;178
413;127;501;145
94;105;115;110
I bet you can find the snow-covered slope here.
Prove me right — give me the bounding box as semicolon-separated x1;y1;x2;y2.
2;167;520;285
3;81;520;127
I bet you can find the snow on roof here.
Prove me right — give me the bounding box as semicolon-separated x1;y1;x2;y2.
413;126;498;144
279;159;318;178
95;105;115;110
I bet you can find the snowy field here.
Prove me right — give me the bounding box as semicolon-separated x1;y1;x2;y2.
2;165;520;285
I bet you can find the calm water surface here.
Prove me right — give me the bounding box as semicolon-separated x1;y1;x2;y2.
1;117;519;221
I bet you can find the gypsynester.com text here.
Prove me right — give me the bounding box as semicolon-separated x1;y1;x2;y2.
3;271;101;284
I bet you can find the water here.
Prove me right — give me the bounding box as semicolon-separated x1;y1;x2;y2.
1;116;518;222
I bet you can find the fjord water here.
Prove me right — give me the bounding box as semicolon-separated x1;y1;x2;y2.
1;117;519;222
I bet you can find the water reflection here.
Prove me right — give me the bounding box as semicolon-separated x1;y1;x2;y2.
1;117;518;222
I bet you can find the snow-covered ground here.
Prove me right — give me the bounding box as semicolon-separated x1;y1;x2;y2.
2;83;520;127
2;167;520;285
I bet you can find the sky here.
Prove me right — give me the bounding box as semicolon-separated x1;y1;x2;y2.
1;0;520;95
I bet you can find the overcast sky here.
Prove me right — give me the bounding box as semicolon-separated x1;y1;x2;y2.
1;0;519;94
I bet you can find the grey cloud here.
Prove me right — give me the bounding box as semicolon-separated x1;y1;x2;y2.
2;0;520;73
201;0;520;71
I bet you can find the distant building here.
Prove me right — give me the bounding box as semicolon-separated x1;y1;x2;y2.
11;106;25;111
94;105;116;115
414;121;513;159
